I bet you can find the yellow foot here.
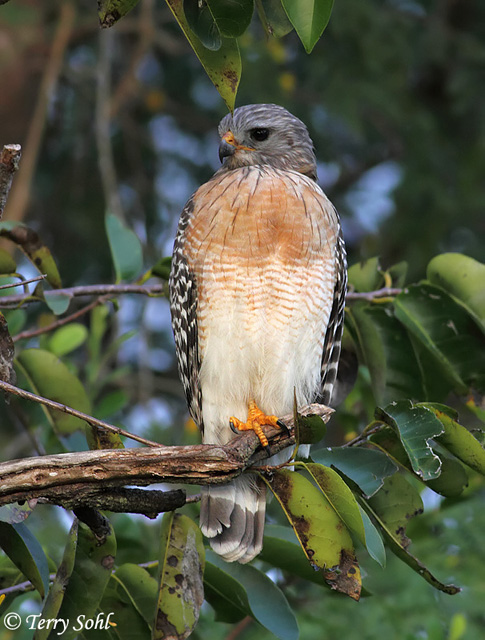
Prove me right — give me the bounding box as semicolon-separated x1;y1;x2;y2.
229;400;288;453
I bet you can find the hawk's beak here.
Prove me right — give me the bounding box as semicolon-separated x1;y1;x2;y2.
218;131;254;163
219;131;237;163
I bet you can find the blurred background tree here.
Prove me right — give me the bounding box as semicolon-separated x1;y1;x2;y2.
0;0;484;638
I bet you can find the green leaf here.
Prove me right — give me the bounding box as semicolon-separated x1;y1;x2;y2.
204;558;250;623
281;0;333;52
425;457;468;497
206;0;254;37
0;522;50;598
394;283;485;394
386;260;408;288
34;520;78;640
154;513;205;639
312;446;398;498
302;461;385;567
261;525;331;587
150;256;172;280
58;518;117;640
423;404;485;475
358;505;386;567
96;576;151;639
98;0;141;27
0;248;16;274
256;0;294;37
0;221;62;288
44;291;71;315
112;564;158;627
0;501;36;524
184;0;222;50
348;257;382;292
16;348;92;434
48;323;88;357
207;551;299;640
367;473;423;549
427;253;485;330
295;411;327;444
346;304;425;404
361;498;460;595
166;0;241;111
105;213;143;283
375;400;444;481
264;469;361;600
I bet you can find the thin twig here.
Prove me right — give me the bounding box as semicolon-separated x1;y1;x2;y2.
0;380;160;448
0;274;46;291
0;283;400;309
13;295;109;343
0;282;166;308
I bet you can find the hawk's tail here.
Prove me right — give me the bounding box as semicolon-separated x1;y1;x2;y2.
199;475;266;563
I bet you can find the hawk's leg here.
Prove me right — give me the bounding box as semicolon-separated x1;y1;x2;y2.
229;400;288;453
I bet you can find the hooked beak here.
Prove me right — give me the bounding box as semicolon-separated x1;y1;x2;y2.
218;131;254;163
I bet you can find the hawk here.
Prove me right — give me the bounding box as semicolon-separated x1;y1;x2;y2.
169;103;347;563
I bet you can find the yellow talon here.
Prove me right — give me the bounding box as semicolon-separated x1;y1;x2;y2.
229;400;283;450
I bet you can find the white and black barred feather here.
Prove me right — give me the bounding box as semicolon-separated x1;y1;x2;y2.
169;198;203;432
319;229;347;406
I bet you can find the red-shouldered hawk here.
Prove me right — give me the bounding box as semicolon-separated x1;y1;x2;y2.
169;104;347;563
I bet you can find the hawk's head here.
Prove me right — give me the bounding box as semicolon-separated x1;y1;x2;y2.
218;104;317;181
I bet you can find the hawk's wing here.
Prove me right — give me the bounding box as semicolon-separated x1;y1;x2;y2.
169;198;203;432
319;228;347;405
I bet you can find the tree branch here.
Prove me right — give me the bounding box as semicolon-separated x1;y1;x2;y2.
0;403;332;514
0;282;400;309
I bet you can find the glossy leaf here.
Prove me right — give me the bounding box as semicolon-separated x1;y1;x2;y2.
257;0;293;37
98;0;141;27
204;558;249;623
0;500;37;524
362;499;460;595
265;469;361;600
425;457;468;497
303;462;386;567
0;247;16;274
34;520;78;640
312;446;398;498
375;401;444;481
151;256;172;280
358;505;386;567
424;404;485;475
48;323;88;357
281;0;333;53
16;348;92;434
207;550;299;640
348;257;382;292
154;513;205;639
206;0;254;37
0;221;62;288
58;519;117;640
368;473;423;549
44;291;71;315
261;525;330;587
346;304;425;404
184;0;222;50
295;411;327;444
0;522;50;598
106;213;143;283
166;0;241;111
112;564;158;627
394;284;485;394
427;253;485;330
95;576;150;639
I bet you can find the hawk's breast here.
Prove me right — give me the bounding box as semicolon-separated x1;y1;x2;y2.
182;166;340;441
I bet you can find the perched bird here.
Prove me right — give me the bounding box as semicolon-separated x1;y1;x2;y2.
169;103;347;563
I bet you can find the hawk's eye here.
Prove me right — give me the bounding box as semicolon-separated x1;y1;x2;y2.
250;128;270;142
